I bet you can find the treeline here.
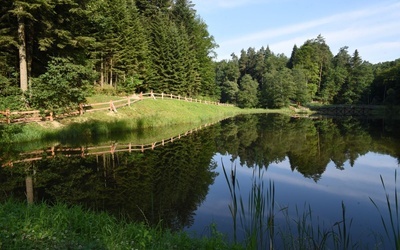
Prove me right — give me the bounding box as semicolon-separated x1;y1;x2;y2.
0;0;217;110
217;35;400;108
1;1;399;112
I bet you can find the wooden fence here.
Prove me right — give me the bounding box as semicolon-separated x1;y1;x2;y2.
0;92;233;124
1;120;219;167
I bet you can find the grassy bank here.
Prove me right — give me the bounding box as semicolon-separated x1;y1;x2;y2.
0;98;270;143
0;200;242;250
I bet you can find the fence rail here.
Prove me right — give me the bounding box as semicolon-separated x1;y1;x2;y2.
0;92;233;124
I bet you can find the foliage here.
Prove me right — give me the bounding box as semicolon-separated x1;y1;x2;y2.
236;74;258;108
215;35;396;108
0;0;217;105
1;0;399;110
262;68;294;108
0;76;25;110
28;57;96;112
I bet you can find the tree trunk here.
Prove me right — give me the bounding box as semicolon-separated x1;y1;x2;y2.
17;7;28;92
110;58;113;87
100;57;104;87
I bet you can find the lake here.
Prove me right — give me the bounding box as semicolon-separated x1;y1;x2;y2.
1;114;399;248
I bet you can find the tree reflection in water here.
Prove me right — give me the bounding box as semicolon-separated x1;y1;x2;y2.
1;114;399;233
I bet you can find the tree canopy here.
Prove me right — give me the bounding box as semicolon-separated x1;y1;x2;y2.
0;0;217;110
216;35;398;108
0;1;399;111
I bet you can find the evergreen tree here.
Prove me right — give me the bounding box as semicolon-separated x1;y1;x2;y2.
136;0;172;16
337;50;374;104
287;44;298;69
2;0;93;93
292;35;333;100
322;47;351;103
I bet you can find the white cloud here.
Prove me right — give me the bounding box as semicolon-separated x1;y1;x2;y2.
214;1;400;62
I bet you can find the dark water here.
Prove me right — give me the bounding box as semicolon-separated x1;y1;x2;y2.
1;114;399;248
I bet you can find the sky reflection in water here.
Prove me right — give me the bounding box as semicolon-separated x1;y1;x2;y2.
189;152;399;246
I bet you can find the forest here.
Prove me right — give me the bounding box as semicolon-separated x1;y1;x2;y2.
0;0;399;112
217;37;400;108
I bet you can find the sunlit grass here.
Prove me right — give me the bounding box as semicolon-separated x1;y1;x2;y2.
1;99;268;144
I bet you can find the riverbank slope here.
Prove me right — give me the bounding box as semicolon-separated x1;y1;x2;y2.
1;97;277;143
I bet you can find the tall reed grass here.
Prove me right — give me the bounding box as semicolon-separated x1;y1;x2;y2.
222;162;275;249
370;170;400;250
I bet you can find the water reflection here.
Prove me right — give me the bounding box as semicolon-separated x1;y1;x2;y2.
0;114;399;245
0;124;220;231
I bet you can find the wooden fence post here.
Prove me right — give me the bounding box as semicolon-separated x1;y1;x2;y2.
79;103;84;115
140;92;143;100
6;109;10;124
110;100;117;112
161;92;164;99
127;97;131;106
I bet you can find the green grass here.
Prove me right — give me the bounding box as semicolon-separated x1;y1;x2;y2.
0;200;243;250
1;98;269;144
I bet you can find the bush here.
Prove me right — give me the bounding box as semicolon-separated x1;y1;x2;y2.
0;76;25;110
28;57;97;112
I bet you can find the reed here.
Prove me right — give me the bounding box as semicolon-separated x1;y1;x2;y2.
222;162;275;249
332;202;357;250
370;170;400;249
279;204;331;250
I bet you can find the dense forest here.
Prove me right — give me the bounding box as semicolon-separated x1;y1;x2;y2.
217;36;400;108
0;0;217;111
0;0;399;112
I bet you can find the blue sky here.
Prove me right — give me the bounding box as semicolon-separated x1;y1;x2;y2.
192;0;400;63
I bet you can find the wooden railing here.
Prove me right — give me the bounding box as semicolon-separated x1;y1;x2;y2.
0;92;233;124
1;120;219;167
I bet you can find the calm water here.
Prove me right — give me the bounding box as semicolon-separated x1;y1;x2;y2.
1;114;399;248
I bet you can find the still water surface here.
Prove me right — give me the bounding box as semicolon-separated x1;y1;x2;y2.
1;114;399;248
